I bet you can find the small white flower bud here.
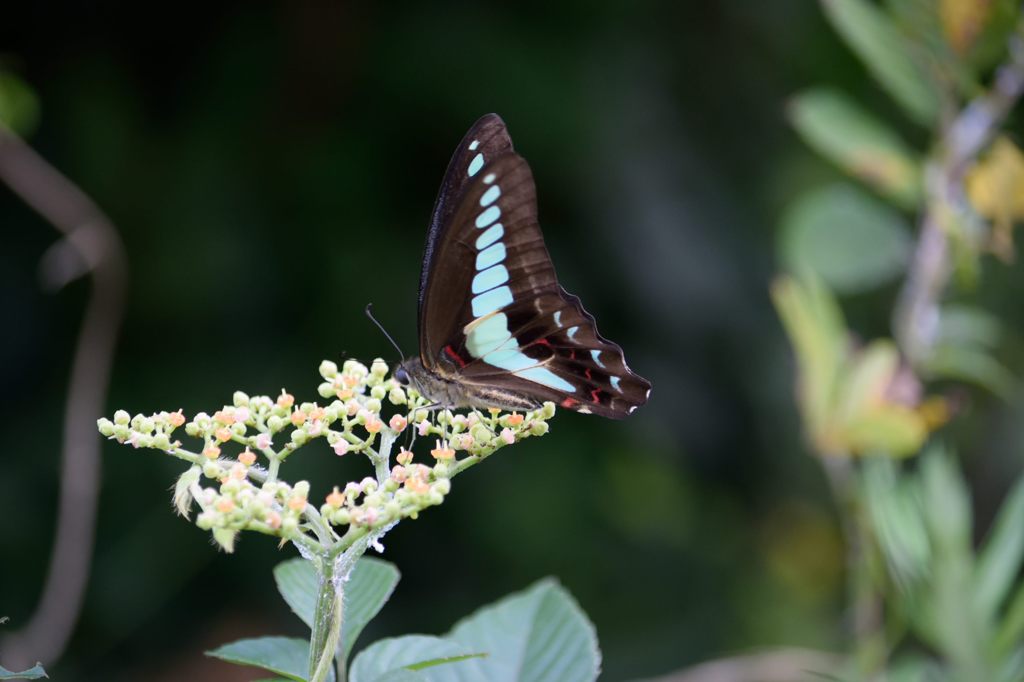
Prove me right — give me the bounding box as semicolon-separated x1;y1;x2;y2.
113;410;130;426
233;391;250;407
97;418;115;437
318;382;335;398
319;359;339;378
370;385;387;400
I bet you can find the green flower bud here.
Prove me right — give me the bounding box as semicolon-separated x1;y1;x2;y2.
530;421;549;437
196;511;215;530
370;385;387;400
282;516;299;533
291;429;308;446
332;508;351;525
540;402;556;419
383;478;399;493
470;424;491;443
432;479;451;495
426;491;444;506
294;481;310;499
343;359;368;376
153;433;171;450
414;409;429;423
299;402;316;414
385;500;402;518
233;391;250;407
203;461;222;478
388;387;407;405
319;359;339;379
185;422;200;437
318;382;335;398
113;410;130;426
137;434;154;448
371;358;388;377
365;398;382;414
97;418;115;437
268;416;284;431
433;461;451;478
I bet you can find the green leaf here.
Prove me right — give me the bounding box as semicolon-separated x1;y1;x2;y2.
925;344;1015;398
779;183;913;294
862;458;931;590
274;559;318;629
0;664;47;680
938;305;1004;350
447;578;601;682
994;579;1024;656
771;275;847;448
206;636;330;682
350;636;483;682
820;0;941;125
845;407;927;457
342;558;401;660
788;88;921;207
274;557;400;661
974;474;1024;622
0;71;40;137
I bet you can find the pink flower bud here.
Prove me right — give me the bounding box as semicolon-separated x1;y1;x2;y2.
334;440;349;456
390;414;408;432
255;433;272;450
418;419;431;436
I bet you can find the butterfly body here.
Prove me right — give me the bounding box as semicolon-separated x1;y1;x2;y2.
400;114;651;419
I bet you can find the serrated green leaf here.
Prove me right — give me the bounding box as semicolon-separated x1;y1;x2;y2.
341;558;401;660
349;635;481;682
274;559;318;629
447;578;601;682
974;473;1024;622
274;557;400;661
0;664;47;680
779;184;913;294
821;0;941;124
206;636;330;682
789;88;921;206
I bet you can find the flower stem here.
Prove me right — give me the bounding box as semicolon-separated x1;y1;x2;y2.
308;553;344;682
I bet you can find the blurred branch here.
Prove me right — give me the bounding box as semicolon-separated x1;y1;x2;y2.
895;14;1024;365
645;647;843;682
0;123;127;668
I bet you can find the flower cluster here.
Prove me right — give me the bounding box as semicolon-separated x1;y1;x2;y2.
98;359;556;553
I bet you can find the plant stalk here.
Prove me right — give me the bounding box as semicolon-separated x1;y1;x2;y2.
309;553;344;682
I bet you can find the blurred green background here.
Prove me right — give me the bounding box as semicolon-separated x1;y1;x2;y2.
3;2;1023;680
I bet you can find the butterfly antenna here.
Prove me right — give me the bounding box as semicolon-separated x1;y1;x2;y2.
365;303;406;362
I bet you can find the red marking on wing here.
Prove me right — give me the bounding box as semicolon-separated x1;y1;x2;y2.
584;368;593;381
568;349;576;360
444;344;467;368
590;389;602;404
535;338;552;348
561;397;578;409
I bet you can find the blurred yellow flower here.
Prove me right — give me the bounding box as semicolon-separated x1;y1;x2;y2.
966;137;1024;261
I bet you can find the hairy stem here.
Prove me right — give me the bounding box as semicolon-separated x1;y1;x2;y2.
309;553;344;682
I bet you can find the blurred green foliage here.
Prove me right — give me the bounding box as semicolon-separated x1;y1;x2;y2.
4;1;1024;681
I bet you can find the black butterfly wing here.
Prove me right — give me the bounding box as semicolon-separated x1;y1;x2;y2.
419;146;651;419
419;113;514;352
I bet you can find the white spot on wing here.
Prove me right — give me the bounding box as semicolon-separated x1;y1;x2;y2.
483;173;496;184
480;185;501;207
468;153;484;176
468;139;480;150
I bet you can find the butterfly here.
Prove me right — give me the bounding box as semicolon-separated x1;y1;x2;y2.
394;113;651;419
